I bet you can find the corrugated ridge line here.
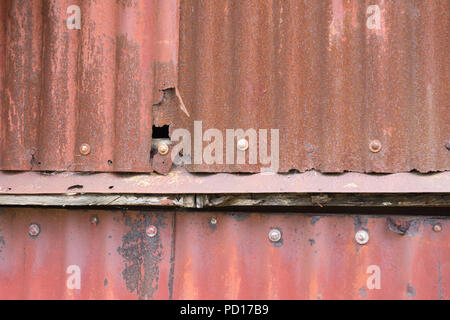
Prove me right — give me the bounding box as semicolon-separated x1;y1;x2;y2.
0;0;177;172
177;0;449;173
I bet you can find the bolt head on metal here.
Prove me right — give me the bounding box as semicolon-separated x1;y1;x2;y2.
355;230;369;245
268;228;282;242
369;140;382;153
210;218;217;225
79;143;91;155
146;225;158;237
237;139;249;151
29;223;40;237
445;142;450;151
158;143;169;155
90;216;99;225
433;224;442;232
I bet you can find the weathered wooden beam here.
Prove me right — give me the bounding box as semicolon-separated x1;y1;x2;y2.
195;194;450;208
0;193;448;208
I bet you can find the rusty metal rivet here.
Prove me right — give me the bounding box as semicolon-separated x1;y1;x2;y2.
369;140;382;153
355;230;369;245
146;225;158;238
433;224;442;232
268;228;282;242
237;139;249;151
158;143;169;155
210;218;217;225
29;223;40;237
79;143;91;155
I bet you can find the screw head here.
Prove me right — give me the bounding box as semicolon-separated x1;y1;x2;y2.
79;143;91;155
158;143;169;155
146;225;158;237
369;140;382;153
237;139;249;151
210;218;217;225
268;228;282;242
355;230;369;245
29;223;40;237
445;142;450;151
433;224;442;232
90;216;99;225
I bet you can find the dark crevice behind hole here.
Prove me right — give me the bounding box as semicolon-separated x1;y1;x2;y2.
152;125;170;139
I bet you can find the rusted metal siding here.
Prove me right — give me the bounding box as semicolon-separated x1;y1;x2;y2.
0;0;178;172
178;0;449;172
0;207;448;300
172;212;449;299
1;1;448;174
1;168;449;194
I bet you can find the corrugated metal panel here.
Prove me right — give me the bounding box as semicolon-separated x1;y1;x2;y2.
173;212;449;299
177;0;449;173
0;207;448;299
0;207;174;299
0;0;178;172
1;0;448;174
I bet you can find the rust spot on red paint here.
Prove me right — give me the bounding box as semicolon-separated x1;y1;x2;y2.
387;217;412;235
178;0;450;173
117;212;166;299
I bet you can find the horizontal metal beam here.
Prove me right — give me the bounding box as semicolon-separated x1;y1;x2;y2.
0;168;449;194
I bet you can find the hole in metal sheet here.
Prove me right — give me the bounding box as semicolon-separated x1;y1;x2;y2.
152;125;170;139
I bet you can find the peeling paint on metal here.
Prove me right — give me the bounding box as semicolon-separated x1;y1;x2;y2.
0;207;173;299
406;283;416;297
172;212;450;299
117;212;168;299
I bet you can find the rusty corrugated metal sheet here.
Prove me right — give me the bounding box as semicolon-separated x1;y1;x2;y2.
0;207;174;299
0;0;178;172
0;207;448;299
177;0;449;173
173;212;449;299
1;0;448;174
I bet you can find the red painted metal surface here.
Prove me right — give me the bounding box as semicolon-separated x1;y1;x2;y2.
0;0;178;172
0;207;448;299
177;0;450;173
0;207;174;299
